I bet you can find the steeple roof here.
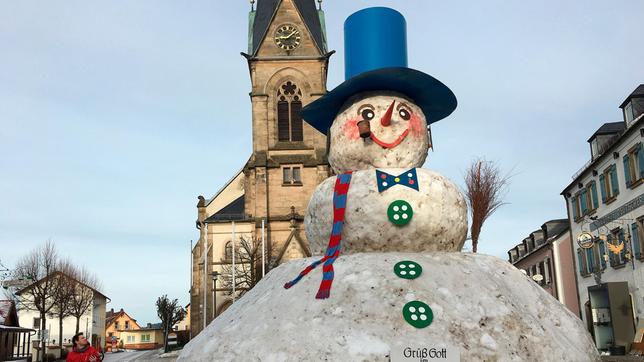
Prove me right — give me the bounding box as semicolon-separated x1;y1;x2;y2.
251;0;326;56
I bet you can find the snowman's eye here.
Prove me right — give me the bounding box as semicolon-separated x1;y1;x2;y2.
399;108;411;121
361;109;375;121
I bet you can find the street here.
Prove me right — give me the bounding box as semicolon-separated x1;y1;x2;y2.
102;349;178;362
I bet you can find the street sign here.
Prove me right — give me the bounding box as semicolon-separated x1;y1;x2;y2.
167;333;178;346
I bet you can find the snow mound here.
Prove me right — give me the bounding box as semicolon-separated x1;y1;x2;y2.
179;252;599;362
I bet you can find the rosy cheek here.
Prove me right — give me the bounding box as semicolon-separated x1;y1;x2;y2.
341;117;361;140
409;113;426;137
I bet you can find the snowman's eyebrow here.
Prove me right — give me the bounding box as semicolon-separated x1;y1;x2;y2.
357;104;375;114
396;102;412;111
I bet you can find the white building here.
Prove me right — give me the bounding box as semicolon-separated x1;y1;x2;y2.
562;84;644;353
15;272;108;358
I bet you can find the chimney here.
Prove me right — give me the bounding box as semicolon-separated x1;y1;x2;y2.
120;308;124;312
110;308;114;313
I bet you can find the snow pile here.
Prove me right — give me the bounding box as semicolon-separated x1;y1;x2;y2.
179;252;599;361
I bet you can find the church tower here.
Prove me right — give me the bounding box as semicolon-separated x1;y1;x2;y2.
243;0;331;261
191;0;331;337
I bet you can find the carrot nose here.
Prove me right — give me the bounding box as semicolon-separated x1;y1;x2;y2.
380;101;395;127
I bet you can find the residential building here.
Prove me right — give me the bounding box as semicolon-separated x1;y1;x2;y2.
562;84;644;352
14;272;108;358
105;308;140;349
507;219;581;316
0;300;34;361
119;323;164;350
191;0;332;337
175;304;190;332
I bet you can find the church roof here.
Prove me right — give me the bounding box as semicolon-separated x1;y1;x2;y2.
252;0;325;55
205;195;246;222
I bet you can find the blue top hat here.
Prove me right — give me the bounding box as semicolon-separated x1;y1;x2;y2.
302;7;457;134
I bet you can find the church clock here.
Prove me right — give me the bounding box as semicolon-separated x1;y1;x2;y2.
274;24;301;51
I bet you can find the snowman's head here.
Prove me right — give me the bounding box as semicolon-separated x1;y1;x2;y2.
328;91;430;174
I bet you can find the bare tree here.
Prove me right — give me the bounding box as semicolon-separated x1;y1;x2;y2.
67;265;101;335
13;240;59;362
219;236;273;297
51;260;76;350
156;295;187;352
464;158;511;253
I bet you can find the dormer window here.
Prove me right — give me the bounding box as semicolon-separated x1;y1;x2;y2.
625;101;635;124
620;84;644;126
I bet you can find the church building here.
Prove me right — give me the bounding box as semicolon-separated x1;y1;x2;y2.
190;0;332;337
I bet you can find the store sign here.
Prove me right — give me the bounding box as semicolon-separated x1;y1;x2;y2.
577;232;595;249
590;193;644;231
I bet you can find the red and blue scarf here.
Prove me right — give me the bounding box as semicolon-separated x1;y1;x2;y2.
284;172;353;299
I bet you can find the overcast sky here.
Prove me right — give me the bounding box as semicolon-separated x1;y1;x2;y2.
1;1;643;324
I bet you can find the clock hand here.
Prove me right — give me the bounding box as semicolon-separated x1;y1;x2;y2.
280;31;297;40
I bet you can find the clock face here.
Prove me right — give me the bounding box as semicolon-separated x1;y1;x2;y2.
274;24;301;51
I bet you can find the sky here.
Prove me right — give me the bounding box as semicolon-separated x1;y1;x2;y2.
1;1;643;325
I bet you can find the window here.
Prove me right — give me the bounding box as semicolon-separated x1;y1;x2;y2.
625;101;635;124
571;180;599;221
282;166;302;185
277;81;303;142
577;248;588;276
141;334;151;343
635;219;644;260
125;321;130;330
225;241;233;261
544;258;552;284
598;239;607;270
126;335;134;343
33;317;41;329
623;143;644;188
114;322;119;330
599;164;619;204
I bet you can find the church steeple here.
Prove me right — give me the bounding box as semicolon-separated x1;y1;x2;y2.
249;0;327;56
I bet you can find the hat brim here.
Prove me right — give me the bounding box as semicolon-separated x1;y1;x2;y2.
302;67;457;134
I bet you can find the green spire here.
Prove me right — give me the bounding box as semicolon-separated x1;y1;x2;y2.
318;8;328;52
248;8;256;54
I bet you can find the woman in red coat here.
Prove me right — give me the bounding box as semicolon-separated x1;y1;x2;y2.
66;333;101;362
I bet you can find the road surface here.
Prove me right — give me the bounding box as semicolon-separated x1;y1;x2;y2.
102;349;178;362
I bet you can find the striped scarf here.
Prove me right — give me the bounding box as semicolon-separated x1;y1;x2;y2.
284;171;353;299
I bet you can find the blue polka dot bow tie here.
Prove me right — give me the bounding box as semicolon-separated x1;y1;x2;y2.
376;168;419;193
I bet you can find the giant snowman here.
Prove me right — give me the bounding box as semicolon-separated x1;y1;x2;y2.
180;8;599;361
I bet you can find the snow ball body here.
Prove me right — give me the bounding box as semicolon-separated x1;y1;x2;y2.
305;168;468;254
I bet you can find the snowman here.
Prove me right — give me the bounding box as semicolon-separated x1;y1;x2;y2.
179;8;600;361
283;7;467;299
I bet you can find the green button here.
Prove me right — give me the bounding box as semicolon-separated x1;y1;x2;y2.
394;260;422;279
403;301;433;328
387;200;413;226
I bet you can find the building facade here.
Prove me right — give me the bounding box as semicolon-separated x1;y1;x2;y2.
507;219;581;316
105;308;141;350
119;325;164;351
190;0;332;337
562;84;644;352
15;273;108;358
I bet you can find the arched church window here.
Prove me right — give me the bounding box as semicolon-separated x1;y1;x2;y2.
225;241;233;261
277;81;303;142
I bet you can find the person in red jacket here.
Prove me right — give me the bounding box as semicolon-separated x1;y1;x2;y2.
66;333;101;362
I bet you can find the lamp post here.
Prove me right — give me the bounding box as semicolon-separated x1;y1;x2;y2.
211;271;220;320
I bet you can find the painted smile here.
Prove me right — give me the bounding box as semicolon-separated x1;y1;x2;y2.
370;127;410;149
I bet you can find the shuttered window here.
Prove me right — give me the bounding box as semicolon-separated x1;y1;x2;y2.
632;222;641;259
624;154;632;186
277;81;304;142
277;101;290;141
610;165;620;196
598;240;607;269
